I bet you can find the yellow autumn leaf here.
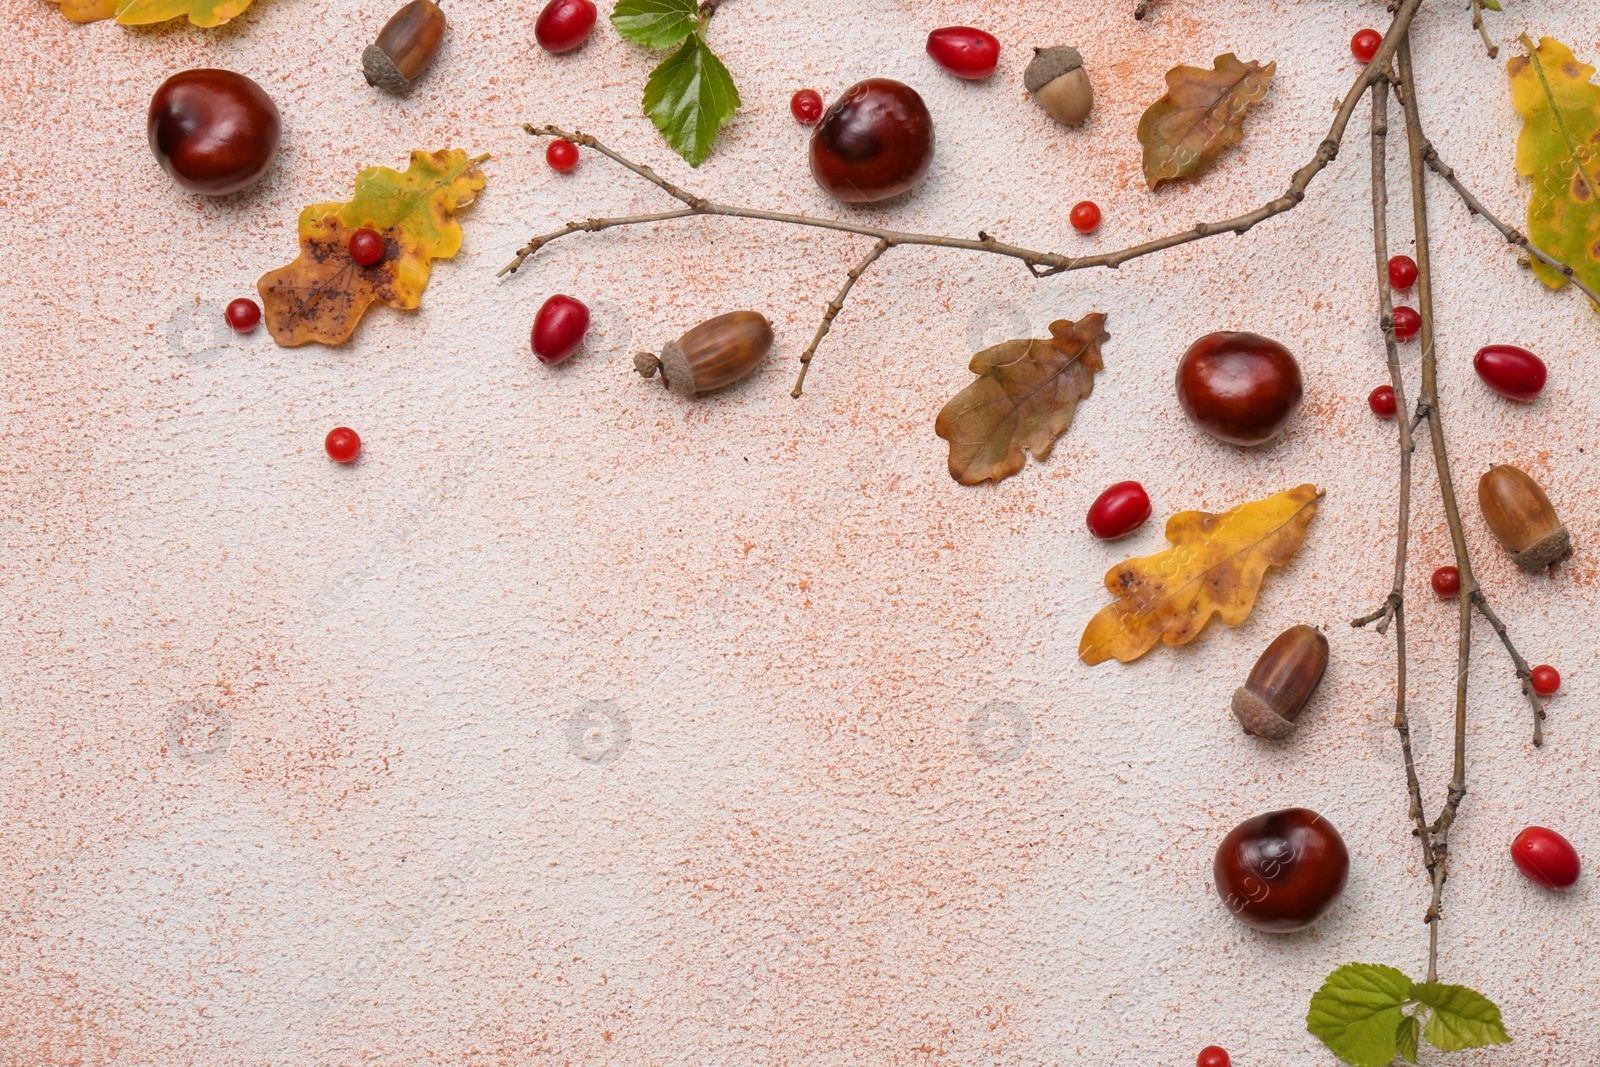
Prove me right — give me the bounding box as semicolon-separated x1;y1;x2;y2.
1079;484;1320;665
1509;37;1600;304
258;150;487;347
114;0;256;26
47;0;118;22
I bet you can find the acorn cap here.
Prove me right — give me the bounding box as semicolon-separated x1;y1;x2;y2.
1232;687;1298;740
1512;526;1573;571
1025;46;1084;94
362;44;412;94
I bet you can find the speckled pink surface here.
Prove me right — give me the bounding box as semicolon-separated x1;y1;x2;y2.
2;1;1597;1064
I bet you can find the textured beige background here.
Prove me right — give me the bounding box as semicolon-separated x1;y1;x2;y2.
2;0;1597;1063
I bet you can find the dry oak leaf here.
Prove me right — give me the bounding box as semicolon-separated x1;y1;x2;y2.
50;0;259;25
258;150;487;347
1079;484;1320;665
1138;53;1275;190
934;314;1109;485
1509;38;1600;306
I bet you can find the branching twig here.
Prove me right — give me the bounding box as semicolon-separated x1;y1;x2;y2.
791;239;891;398
1469;0;1498;59
500;0;1424;393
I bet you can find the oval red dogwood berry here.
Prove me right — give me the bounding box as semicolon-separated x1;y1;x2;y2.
926;26;1000;80
1510;826;1580;890
535;0;596;54
1086;481;1151;541
531;294;590;365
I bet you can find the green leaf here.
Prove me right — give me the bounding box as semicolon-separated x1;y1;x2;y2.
1306;963;1415;1067
1412;982;1512;1052
1483;0;1502;11
641;35;741;168
1396;1014;1420;1064
611;0;699;49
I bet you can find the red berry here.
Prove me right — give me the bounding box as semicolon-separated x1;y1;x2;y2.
349;229;385;267
546;139;579;173
325;426;361;463
1391;305;1420;341
790;89;824;125
1530;664;1561;697
1388;254;1418;290
1510;826;1580;890
1431;565;1460;598
1197;1048;1231;1067
1351;28;1383;64
225;297;261;332
534;0;596;54
531;294;590;365
1086;481;1151;540
926;26;1000;80
1473;344;1547;402
1069;200;1102;234
1368;384;1396;418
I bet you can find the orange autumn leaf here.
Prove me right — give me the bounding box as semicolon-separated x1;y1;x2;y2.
258;150;487;347
1138;53;1275;190
49;0;259;25
1079;484;1321;665
934;314;1109;485
47;0;118;21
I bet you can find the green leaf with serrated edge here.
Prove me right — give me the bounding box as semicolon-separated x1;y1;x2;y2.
1396;1014;1420;1064
1306;963;1415;1067
1412;982;1512;1052
611;0;698;49
641;36;741;168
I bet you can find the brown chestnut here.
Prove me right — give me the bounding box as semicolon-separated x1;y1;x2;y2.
1232;625;1328;740
1176;331;1303;446
148;69;281;195
1214;807;1348;932
810;79;935;203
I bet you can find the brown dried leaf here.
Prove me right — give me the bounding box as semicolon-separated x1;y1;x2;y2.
1079;484;1321;665
934;315;1108;485
1138;53;1275;190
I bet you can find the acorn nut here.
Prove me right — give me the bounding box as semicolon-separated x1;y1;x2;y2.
634;311;774;397
1231;625;1329;740
1025;46;1093;126
363;0;447;94
1478;463;1572;571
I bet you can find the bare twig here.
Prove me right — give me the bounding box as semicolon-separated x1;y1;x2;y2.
1469;0;1498;59
1400;35;1472;986
791;239;892;398
1356;78;1435;872
1422;145;1600;311
1471;591;1548;745
500;0;1424;393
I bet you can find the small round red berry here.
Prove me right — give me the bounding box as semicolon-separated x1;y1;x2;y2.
546;139;579;173
1431;565;1461;598
225;297;261;332
531;294;590;365
925;26;1000;80
534;0;596;54
1086;481;1151;540
1388;254;1418;290
1391;306;1420;341
325;426;361;463
1530;664;1561;696
1197;1048;1231;1067
790;89;824;125
349;229;386;267
1070;201;1102;234
1351;28;1383;64
1368;384;1396;418
1510;826;1580;890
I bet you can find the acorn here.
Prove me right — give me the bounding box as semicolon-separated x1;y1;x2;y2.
1478;464;1572;571
363;0;447;94
1231;625;1329;740
633;311;774;397
1024;46;1093;126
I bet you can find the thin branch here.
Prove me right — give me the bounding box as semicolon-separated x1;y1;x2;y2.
791;239;892;398
1422;145;1600;311
1400;35;1471;986
1469;0;1498;59
1355;78;1434;872
1471;591;1548;745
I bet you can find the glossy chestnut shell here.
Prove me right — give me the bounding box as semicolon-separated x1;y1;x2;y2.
809;79;935;203
1176;331;1303;446
1214;807;1349;932
148;69;281;195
